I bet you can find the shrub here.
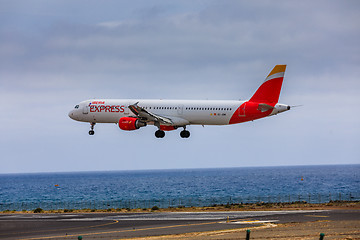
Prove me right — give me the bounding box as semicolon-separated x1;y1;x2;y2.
64;209;73;213
33;208;43;213
151;206;159;211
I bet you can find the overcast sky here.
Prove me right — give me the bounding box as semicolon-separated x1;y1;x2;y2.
1;0;359;173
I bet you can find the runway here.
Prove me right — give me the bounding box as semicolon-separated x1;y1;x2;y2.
0;210;358;239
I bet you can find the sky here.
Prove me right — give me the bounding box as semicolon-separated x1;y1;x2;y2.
0;0;359;173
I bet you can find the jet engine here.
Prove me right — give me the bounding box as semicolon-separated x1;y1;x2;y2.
118;117;146;131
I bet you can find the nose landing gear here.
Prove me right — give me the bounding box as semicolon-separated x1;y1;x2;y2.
89;122;95;135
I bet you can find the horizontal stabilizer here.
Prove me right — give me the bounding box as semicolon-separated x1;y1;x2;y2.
258;103;275;112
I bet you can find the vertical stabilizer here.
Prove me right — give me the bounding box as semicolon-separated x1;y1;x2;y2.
249;65;286;104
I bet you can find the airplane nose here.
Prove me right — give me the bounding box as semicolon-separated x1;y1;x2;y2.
68;110;75;119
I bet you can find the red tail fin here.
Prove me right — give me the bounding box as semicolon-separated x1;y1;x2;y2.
249;65;286;104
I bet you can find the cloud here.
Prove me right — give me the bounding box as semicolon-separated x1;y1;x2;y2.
1;0;359;173
3;1;359;77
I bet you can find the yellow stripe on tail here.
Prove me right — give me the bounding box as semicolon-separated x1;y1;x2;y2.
267;65;286;78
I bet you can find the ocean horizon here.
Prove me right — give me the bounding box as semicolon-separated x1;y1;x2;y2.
1;163;358;175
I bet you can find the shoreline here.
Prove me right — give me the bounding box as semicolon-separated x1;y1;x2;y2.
2;201;359;214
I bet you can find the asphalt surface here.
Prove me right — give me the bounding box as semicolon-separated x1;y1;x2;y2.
0;210;359;239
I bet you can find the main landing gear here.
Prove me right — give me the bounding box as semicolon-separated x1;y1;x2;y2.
155;130;165;138
154;127;190;138
180;129;190;138
89;122;95;135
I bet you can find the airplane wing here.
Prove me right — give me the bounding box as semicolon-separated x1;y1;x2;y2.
128;102;174;125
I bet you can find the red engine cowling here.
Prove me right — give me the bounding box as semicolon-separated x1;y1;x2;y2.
118;117;146;131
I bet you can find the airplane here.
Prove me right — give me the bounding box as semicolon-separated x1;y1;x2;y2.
68;65;290;138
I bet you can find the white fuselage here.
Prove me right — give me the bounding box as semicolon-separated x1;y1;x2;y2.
69;99;288;126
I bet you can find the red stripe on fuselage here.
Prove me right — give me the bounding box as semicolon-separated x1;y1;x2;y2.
228;76;283;124
160;125;177;131
229;101;275;124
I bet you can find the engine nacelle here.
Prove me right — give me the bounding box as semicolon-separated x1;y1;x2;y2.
118;117;146;131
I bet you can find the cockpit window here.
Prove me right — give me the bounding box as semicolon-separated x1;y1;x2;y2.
74;105;79;109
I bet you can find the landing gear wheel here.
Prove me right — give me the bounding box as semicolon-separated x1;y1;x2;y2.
180;130;190;138
89;122;96;135
155;130;165;138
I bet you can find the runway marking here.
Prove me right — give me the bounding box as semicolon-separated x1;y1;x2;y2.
13;210;327;240
15;220;119;239
117;222;278;240
305;215;329;218
227;220;279;224
18;219;258;240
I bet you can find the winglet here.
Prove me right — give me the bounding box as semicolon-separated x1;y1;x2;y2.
249;65;286;104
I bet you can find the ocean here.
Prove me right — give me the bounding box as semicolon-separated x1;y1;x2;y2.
0;165;359;210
